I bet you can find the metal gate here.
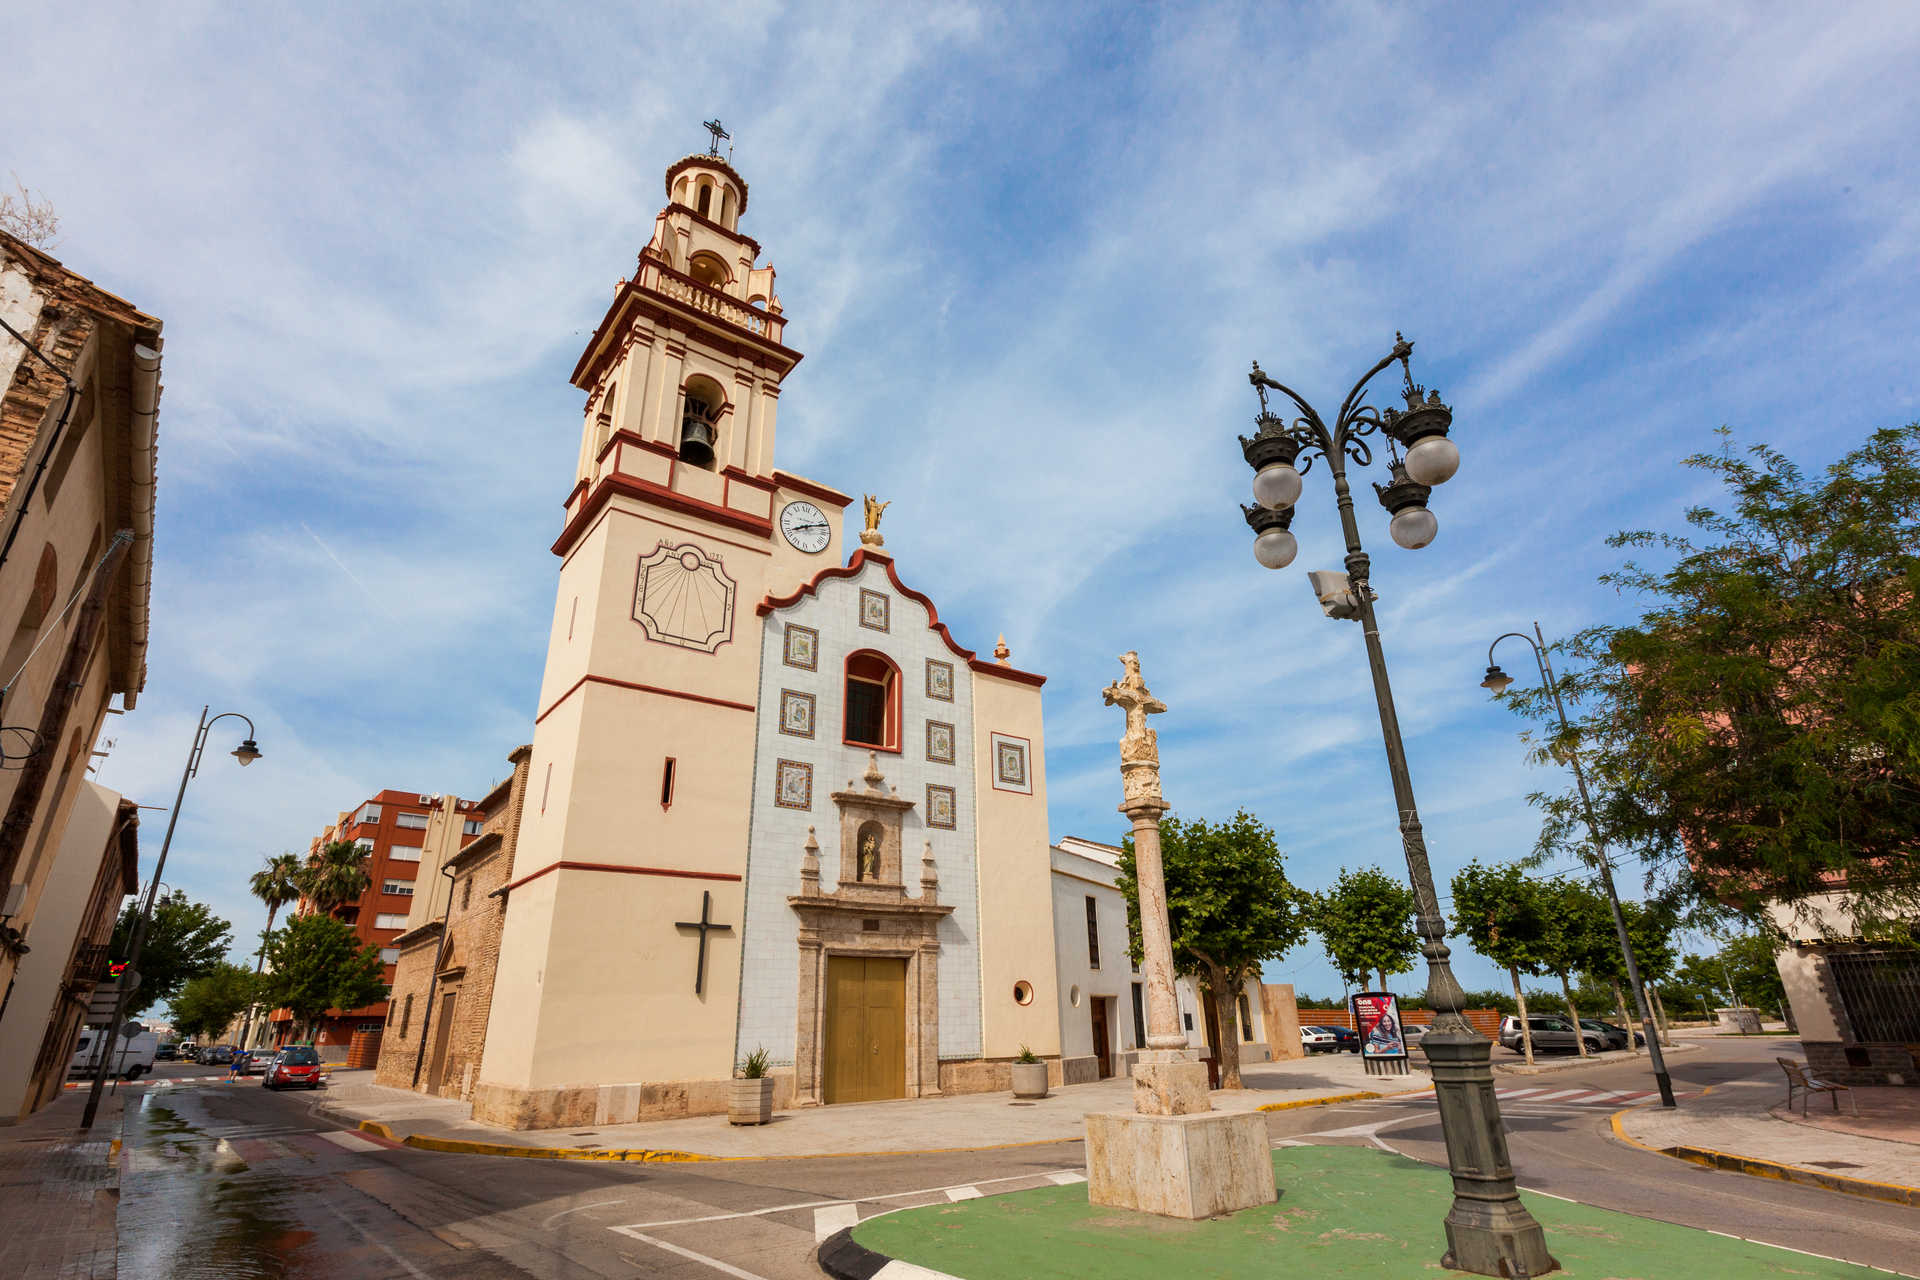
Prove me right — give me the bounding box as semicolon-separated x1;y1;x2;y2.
1828;949;1920;1042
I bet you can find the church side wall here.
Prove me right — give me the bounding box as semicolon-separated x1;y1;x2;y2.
971;672;1062;1061
735;561;984;1069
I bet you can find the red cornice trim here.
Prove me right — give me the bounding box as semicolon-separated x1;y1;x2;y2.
572;287;802;389
503;859;742;896
553;473;773;557
971;659;1048;688
756;550;989;669
598;428;677;467
773;471;853;509
722;465;778;493
537;673;756;726
563;477;588;511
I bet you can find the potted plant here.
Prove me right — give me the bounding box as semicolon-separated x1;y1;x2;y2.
1010;1044;1049;1099
729;1046;776;1125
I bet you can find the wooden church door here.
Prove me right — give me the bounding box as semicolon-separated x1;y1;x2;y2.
823;956;907;1103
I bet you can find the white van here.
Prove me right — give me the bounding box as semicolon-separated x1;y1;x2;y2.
69;1028;158;1080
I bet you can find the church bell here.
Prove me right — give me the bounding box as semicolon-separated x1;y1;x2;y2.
679;403;717;468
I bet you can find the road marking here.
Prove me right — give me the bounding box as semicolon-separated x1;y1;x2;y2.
612;1167;1081;1231
945;1186;982;1201
813;1203;860;1242
540;1198;627;1229
620;1231;775;1279
1494;1087;1548;1099
315;1195;432;1279
1527;1089;1588;1101
1045;1171;1086;1185
318;1130;383;1152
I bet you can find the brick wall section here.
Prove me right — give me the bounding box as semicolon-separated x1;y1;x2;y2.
1801;1040;1920;1088
375;745;531;1099
0;232;157;508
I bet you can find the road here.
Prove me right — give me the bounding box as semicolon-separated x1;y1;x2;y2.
117;1039;1917;1278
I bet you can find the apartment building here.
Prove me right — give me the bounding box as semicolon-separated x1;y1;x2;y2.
273;788;480;1061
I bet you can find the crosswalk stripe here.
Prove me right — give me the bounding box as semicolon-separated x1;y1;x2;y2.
1494;1087;1548;1099
1527;1089;1588;1101
1046;1171;1087;1185
318;1130;383;1153
813;1203;860;1243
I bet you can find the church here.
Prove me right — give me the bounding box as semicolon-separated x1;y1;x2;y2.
465;144;1066;1128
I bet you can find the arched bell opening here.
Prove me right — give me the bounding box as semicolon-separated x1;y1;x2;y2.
678;375;726;470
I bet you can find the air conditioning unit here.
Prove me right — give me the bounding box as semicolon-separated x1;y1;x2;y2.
419;794;433;805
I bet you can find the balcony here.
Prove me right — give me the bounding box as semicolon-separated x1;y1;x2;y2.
641;262;785;346
70;941;111;985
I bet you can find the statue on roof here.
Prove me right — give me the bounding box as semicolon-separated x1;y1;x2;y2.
860;494;890;548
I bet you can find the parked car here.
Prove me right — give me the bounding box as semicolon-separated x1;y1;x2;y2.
155;1043;178;1061
68;1029;158;1080
1497;1015;1606;1055
262;1045;325;1091
202;1045;234;1065
1300;1025;1339;1054
1579;1019;1643;1051
1402;1022;1429;1047
1321;1024;1359;1054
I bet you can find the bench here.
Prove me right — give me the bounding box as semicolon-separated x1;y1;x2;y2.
1778;1057;1857;1116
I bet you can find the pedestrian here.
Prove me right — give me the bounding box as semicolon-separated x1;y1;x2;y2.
226;1050;245;1083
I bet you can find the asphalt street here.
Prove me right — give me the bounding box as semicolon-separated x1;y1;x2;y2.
118;1039;1918;1278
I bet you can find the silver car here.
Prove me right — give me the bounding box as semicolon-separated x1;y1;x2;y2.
1498;1015;1606;1054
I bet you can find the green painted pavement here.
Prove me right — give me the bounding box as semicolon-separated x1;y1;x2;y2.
852;1145;1883;1279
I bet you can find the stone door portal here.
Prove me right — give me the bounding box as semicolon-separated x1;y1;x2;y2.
824;955;907;1103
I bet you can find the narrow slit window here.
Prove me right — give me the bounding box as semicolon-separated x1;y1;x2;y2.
1085;896;1101;969
661;757;677;809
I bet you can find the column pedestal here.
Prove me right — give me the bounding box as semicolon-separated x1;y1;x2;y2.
1085;1110;1276;1219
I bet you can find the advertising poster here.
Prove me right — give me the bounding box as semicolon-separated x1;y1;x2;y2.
1351;992;1407;1060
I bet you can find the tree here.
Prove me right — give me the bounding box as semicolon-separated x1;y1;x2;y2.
1116;811;1308;1088
110;891;232;1015
0;174;59;247
243;852;304;1040
257;913;388;1042
1451;862;1550;1063
299;840;372;915
1674;931;1788;1022
1533;880;1615;1057
171;964;260;1044
1514;426;1920;934
1307;866;1418;994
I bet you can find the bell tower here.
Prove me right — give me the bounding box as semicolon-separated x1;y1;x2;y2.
476;139;852;1129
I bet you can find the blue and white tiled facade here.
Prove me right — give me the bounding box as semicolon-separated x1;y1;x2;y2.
735;558;983;1066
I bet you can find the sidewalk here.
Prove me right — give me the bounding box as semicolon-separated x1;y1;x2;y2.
314;1054;1431;1160
1615;1077;1920;1203
0;1089;128;1280
826;1143;1893;1280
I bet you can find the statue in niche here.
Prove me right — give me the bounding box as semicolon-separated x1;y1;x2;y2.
857;825;881;881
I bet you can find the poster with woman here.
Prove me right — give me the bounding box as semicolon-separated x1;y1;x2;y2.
1352;992;1406;1060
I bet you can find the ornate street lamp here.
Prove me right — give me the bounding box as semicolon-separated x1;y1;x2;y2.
1482;624;1676;1107
1240;337;1556;1277
81;707;261;1129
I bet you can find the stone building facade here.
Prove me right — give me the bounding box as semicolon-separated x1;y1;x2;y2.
375;745;532;1098
0;232;158;1120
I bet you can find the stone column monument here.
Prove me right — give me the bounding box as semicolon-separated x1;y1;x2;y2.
1084;652;1277;1219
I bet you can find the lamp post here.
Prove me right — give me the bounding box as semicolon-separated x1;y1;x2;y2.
1241;337;1555;1277
81;707;260;1129
1481;625;1676;1106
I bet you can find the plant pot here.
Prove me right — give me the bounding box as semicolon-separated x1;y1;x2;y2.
1010;1061;1049;1099
728;1076;775;1125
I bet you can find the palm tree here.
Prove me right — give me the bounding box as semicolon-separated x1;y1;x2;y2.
300;840;373;916
239;852;303;1047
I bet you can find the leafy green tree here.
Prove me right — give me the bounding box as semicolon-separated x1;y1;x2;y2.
1673;932;1788;1023
171;964;260;1044
110;891;232;1015
300;839;372;915
257;913;387;1042
1510;425;1920;933
1451;862;1550;1062
1533;880;1615;1056
1117;811;1308;1088
1307;866;1419;994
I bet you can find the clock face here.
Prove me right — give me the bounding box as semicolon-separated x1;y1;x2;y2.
779;501;830;554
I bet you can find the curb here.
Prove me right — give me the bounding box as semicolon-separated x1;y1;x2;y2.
349;1119;719;1163
818;1224;961;1280
1607;1106;1919;1207
1257;1089;1383;1112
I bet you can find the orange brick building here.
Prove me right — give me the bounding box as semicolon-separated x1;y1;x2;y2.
272;788;481;1061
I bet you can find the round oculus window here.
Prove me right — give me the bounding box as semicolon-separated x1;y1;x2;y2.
1012;981;1034;1006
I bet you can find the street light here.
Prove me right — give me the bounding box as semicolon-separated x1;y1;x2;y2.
1240;337;1555;1278
81;706;261;1128
1482;625;1676;1106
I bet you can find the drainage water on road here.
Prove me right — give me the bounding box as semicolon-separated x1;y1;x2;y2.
118;1095;320;1277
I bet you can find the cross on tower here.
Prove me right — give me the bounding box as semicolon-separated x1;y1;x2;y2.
674;889;733;995
702;118;730;157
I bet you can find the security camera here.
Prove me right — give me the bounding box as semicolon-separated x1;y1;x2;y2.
1306;570;1373;621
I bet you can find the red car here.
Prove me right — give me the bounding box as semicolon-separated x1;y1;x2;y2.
262;1045;324;1090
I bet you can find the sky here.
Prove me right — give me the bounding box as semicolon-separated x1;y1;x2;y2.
6;1;1918;1008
